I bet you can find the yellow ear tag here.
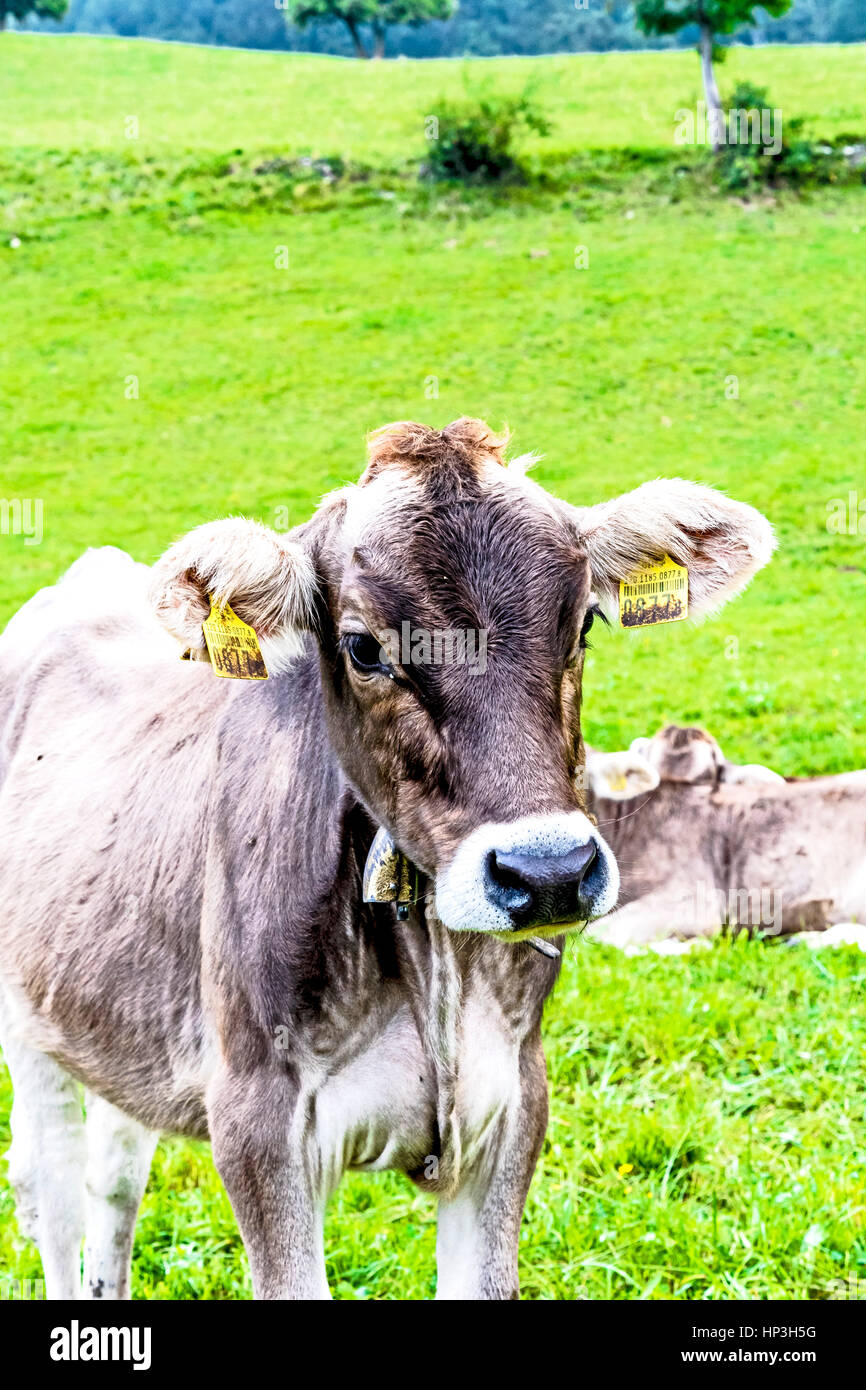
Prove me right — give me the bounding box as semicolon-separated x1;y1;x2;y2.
201;597;269;680
619;555;688;629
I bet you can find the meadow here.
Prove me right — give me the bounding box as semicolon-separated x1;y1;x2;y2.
1;33;865;1300
3;936;865;1300
4;33;866;156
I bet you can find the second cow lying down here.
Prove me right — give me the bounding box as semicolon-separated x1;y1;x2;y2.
587;725;866;947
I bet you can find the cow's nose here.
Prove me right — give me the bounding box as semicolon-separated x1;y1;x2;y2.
485;842;598;930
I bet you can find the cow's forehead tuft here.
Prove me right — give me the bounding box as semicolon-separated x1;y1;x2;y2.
362;417;510;483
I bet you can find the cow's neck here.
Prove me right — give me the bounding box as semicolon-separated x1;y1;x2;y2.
337;802;558;1192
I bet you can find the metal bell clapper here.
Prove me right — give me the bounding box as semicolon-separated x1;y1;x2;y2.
362;827;422;920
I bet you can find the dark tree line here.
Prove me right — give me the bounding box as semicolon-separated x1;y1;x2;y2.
18;0;866;57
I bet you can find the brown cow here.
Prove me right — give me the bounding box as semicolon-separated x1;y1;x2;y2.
0;420;773;1299
589;725;866;947
630;724;785;787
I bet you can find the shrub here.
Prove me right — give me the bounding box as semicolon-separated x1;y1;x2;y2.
424;88;551;183
716;83;860;191
727;80;773;125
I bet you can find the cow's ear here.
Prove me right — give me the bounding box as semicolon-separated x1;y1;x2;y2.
585;750;660;802
571;478;775;620
148;518;317;672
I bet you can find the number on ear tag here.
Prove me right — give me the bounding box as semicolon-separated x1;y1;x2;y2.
201;597;269;680
619;555;688;628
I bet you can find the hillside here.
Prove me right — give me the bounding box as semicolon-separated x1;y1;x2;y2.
3;34;866;157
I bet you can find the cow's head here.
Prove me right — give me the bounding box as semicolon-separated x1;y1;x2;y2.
150;418;774;942
633;724;726;784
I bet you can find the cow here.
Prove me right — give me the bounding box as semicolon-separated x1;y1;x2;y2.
588;724;866;948
586;724;784;802
0;418;774;1300
630;724;785;787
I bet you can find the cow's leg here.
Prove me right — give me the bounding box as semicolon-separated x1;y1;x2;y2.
435;1039;548;1300
82;1092;157;1300
208;1069;331;1300
0;1004;86;1299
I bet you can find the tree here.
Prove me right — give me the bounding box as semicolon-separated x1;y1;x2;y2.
286;0;374;58
634;1;792;151
0;0;66;27
286;0;454;59
373;0;454;57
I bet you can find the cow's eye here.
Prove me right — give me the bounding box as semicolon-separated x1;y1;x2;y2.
343;632;392;677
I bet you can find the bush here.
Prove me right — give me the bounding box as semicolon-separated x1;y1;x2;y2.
727;80;772;123
424;88;551;183
716;83;860;191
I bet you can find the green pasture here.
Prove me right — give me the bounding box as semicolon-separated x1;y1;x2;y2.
3;33;866;157
0;34;864;1300
2;938;864;1300
3;187;864;774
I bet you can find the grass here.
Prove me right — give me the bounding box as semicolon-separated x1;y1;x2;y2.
1;34;865;1300
3;34;866;158
3;936;865;1300
3;190;865;774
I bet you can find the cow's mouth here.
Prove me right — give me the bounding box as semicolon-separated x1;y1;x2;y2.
496;921;587;960
495;920;587;943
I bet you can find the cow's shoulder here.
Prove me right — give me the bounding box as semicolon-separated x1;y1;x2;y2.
0;610;216;767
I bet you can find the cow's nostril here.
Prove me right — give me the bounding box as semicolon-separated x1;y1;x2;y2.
485;841;599;929
485;849;535;914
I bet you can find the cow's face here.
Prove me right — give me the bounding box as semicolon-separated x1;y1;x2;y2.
150;418;774;942
307;424;614;938
636;725;726;784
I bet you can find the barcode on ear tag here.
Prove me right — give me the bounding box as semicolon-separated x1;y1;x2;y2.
202;597;269;680
619;555;688;628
